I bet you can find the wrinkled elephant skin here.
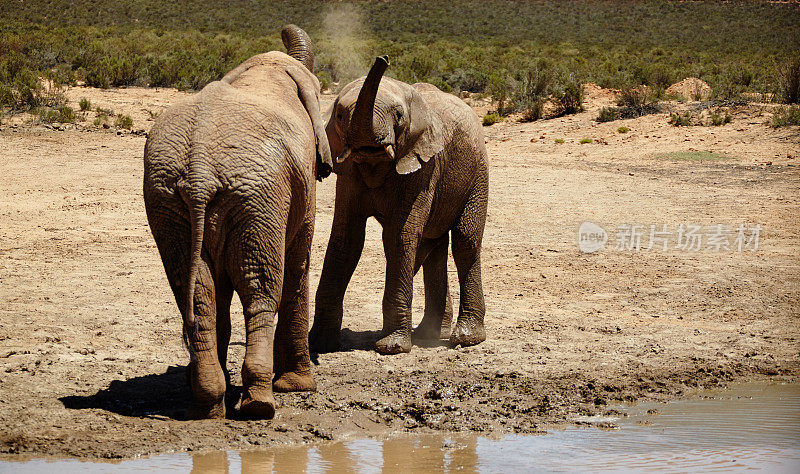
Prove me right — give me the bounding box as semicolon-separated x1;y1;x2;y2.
311;56;489;355
143;26;331;419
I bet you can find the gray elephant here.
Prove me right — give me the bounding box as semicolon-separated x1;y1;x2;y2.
143;25;332;419
309;56;489;355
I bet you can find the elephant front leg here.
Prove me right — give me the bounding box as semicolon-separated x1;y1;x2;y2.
414;234;453;341
310;191;367;353
450;188;487;348
375;229;419;355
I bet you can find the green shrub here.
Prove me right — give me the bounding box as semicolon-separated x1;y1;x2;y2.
552;80;584;116
487;72;514;116
579;138;592;144
554;138;565;144
710;111;732;126
115;114;133;129
771;106;800;127
778;57;800;104
37;105;75;123
617;126;629;133
445;68;490;94
79;97;91;111
482;113;502;126
596;106;622;123
669;112;692;126
57;105;75;123
616;87;660;117
513;61;553;121
520;100;544;122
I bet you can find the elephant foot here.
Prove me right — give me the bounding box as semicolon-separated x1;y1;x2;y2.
273;372;317;392
449;319;486;348
375;331;412;354
309;324;342;353
185;399;226;420
239;385;276;420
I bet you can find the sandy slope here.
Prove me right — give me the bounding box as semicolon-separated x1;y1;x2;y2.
0;85;797;458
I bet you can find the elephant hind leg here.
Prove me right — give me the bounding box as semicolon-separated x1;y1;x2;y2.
148;204;226;419
184;254;227;419
414;234;453;341
450;187;487;348
273;222;316;393
229;222;286;419
215;274;233;389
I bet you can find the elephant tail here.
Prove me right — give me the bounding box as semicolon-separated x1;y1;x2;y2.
179;175;217;331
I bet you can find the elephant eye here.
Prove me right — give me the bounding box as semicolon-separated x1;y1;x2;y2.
393;106;405;124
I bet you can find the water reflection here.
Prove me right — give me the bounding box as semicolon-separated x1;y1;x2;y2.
190;436;479;473
6;382;800;473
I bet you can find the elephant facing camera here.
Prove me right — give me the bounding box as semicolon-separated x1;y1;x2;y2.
311;55;489;355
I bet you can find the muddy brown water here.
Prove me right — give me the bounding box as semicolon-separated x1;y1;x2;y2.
3;382;798;472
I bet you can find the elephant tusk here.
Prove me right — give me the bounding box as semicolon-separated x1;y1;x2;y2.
383;144;395;160
336;147;351;163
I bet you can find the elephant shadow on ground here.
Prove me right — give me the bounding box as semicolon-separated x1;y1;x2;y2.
323;328;450;354
59;365;243;420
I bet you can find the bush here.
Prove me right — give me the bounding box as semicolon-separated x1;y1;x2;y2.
579;138;592;144
79;97;91;111
669;112;692;126
115;114;133;129
710;111;732;126
617;126;629;133
487;72;514;116
596;106;622;123
445;68;490;94
554;138;565;144
482;113;502;126
615;87;661;118
771;106;800;127
513;61;552;121
778;57;800;104
552;80;584;116
38;105;75;123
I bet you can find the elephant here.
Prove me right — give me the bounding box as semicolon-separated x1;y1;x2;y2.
143;25;332;419
309;56;489;355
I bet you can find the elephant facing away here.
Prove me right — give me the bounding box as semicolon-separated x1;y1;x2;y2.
310;56;489;355
143;25;332;419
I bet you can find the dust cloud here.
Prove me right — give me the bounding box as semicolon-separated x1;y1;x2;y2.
319;2;371;90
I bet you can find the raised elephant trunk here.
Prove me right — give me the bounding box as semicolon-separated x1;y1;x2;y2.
281;24;314;72
351;55;390;143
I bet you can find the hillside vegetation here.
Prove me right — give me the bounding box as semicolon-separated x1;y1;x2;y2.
1;0;799;111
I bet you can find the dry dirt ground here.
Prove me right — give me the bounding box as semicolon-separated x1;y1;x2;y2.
0;84;798;459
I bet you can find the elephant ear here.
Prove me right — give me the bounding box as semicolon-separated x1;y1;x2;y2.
286;65;332;180
396;87;444;175
324;100;351;175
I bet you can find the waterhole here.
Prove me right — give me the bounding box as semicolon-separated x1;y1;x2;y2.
4;381;798;472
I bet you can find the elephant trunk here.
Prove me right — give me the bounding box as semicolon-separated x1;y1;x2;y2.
281;24;314;72
351;55;390;143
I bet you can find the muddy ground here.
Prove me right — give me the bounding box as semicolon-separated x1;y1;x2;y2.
0;85;798;459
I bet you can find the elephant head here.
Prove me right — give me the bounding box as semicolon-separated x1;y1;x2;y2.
327;56;444;176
